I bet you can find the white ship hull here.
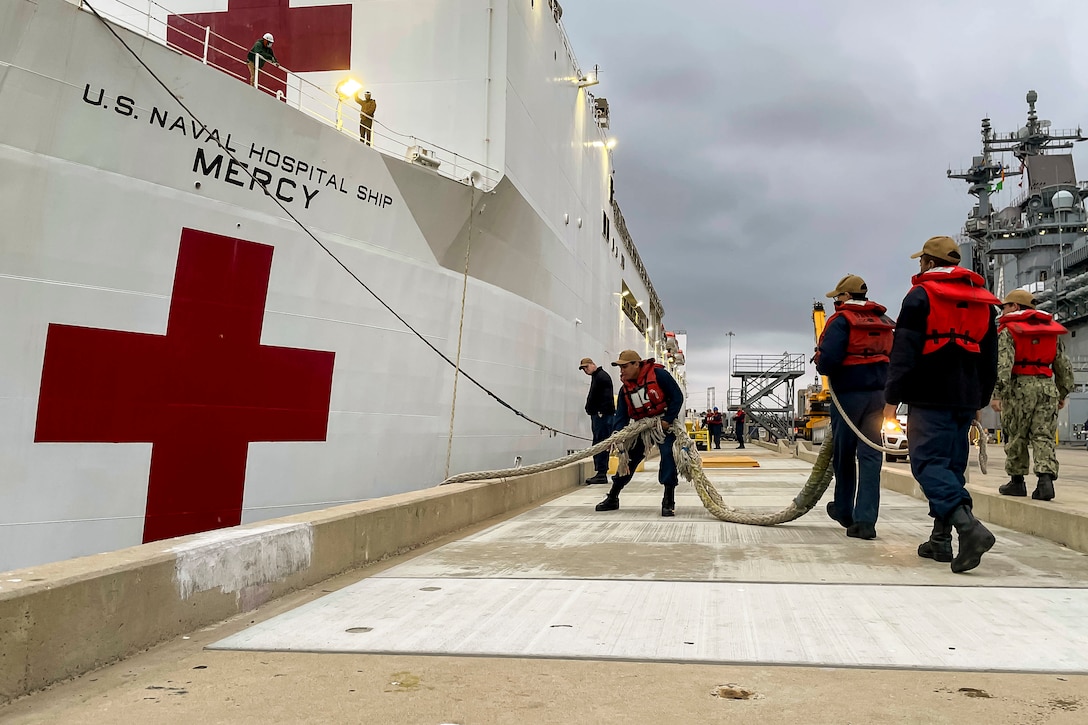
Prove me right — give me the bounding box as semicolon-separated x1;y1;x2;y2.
0;0;674;569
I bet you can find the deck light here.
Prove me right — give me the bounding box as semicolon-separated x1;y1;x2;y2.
336;78;362;98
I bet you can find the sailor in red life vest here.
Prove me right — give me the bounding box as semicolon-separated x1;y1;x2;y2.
707;407;724;449
990;289;1073;501
733;407;746;448
594;350;685;517
884;236;1000;573
816;274;894;541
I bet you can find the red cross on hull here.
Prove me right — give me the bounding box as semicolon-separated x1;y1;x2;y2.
166;0;353;93
34;228;336;543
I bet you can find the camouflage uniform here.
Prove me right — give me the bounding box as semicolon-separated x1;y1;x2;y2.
995;331;1074;476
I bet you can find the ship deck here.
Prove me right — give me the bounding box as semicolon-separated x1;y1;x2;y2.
5;446;1088;723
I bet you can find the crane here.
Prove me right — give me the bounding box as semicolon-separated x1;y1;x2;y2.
797;301;831;443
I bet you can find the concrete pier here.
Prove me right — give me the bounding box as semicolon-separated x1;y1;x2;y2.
4;447;1088;724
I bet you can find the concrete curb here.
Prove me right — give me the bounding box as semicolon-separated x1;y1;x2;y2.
0;462;591;703
793;445;1088;554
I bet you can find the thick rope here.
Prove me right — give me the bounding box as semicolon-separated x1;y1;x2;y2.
673;423;835;525
828;387;988;473
440;387;988;525
444;182;477;479
827;387;905;455
440;414;834;524
439;417;662;485
970;420;989;475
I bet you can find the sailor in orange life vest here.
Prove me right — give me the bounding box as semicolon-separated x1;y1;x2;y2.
990;289;1074;501
594;350;685;517
884;235;1000;573
815;274;895;541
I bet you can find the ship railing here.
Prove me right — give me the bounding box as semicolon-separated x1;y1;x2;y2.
75;0;503;191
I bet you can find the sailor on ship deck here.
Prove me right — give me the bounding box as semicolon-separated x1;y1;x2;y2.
247;33;279;87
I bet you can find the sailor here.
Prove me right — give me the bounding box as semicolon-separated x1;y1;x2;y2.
990;289;1073;501
356;90;377;145
733;407;746;449
246;33;279;87
884;236;1000;573
595;350;684;517
579;357;616;485
816;274;894;540
707;407;724;449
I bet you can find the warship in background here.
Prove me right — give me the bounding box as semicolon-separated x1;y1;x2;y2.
949;90;1088;439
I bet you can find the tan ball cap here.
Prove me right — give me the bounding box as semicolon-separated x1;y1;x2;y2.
611;350;642;366
578;357;594;369
826;274;867;298
910;236;962;264
1003;289;1036;309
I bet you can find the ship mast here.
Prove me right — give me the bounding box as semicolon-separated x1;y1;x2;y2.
948;90;1087;293
946;116;1012;289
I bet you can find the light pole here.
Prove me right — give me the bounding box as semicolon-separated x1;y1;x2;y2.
725;331;735;401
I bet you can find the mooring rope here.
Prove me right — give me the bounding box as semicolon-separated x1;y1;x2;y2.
440;414;834;525
827;388;988;474
440;387;988;523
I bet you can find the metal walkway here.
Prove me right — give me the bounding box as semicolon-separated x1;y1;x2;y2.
211;452;1088;673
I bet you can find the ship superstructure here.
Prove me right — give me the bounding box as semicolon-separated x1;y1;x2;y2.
950;90;1088;434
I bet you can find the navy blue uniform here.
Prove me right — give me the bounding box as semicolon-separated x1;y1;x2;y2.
817;310;890;528
885;286;997;520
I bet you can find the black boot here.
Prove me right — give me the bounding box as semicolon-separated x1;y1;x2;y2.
846;522;877;540
595;495;619;511
595;481;626;512
661;484;676;517
999;475;1027;496
917;518;953;562
949;505;995;574
584;473;608;485
1032;474;1055;501
826;501;852;529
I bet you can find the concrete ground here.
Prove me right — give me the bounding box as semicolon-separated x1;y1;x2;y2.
4;447;1088;724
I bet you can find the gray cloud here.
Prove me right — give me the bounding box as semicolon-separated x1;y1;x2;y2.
564;0;1088;398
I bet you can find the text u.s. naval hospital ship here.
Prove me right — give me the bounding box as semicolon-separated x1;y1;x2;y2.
0;0;682;570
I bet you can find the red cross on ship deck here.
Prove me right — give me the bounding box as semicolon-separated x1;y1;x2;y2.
166;0;353;96
34;228;336;544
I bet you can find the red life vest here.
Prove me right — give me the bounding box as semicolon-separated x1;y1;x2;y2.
998;308;1068;377
911;266;1000;355
707;411;723;425
622;361;669;419
822;300;895;366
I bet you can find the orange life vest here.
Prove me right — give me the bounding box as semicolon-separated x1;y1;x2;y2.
622;361;668;419
998;308;1068;377
911;267;1000;355
823;300;895;366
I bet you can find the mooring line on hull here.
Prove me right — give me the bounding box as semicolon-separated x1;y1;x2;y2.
445;182;477;478
81;1;591;443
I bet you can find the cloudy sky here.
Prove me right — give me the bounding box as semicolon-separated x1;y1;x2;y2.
564;0;1088;405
